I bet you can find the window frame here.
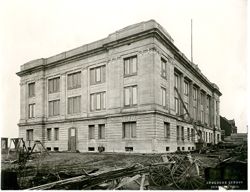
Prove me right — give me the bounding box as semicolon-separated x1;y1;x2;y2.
68;96;81;114
181;126;184;140
161;58;167;79
184;80;189;96
54;128;59;141
28;82;35;97
47;128;52;141
176;126;180;140
124;85;138;107
48;77;60;94
28;103;35;118
187;127;190;141
88;125;95;139
124;56;137;77
98;124;105;139
164;122;170;139
90;65;106;85
48;99;60;116
122;122;136;139
193;86;197;101
67;71;81;90
26;129;34;141
174;97;179;114
90;92;106;111
161;87;167;107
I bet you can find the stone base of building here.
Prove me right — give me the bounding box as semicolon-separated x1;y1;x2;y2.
19;112;220;153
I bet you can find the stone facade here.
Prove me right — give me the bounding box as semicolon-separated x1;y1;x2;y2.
17;20;222;153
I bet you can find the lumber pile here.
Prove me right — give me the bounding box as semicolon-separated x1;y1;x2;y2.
28;164;148;190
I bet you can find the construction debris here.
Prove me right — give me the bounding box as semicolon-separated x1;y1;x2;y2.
1;143;247;190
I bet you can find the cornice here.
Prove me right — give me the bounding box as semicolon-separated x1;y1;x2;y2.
16;21;221;95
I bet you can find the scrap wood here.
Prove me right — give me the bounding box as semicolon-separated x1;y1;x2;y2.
114;174;141;189
140;174;146;190
28;162;172;190
28;165;146;190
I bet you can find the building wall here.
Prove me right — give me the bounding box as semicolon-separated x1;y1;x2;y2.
18;20;221;153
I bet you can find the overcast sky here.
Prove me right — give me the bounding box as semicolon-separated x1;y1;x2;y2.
0;0;247;137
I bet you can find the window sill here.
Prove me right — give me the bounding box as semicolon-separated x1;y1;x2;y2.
123;105;138;108
124;74;137;78
48;91;60;94
90;81;105;86
67;87;81;90
122;138;136;140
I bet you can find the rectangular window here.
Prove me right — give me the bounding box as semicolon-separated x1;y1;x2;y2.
175;97;179;114
124;86;137;107
90;65;106;85
124;56;137;76
122;122;136;138
48;100;60;116
48;77;60;93
54;128;59;141
88;147;95;151
28;103;35;118
26;129;33;141
28;82;35;97
68;96;81;114
161;87;166;107
164;122;170;138
201;110;204;123
161;59;167;78
67;72;81;90
176;126;180;140
184;81;189;95
98;124;105;139
174;73;180;89
193;87;197;100
193;106;197;120
187;128;190;141
191;128;195;141
89;125;95;139
47;128;51;141
207;96;210;125
90;92;106;111
181;126;184;140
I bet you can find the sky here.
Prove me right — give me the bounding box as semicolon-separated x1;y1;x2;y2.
0;0;248;138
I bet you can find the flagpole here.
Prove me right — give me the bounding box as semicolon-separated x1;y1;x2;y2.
191;19;193;63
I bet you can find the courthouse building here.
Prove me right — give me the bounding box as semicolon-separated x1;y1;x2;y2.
17;20;222;153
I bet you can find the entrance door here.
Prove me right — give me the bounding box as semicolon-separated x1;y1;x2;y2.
68;127;77;151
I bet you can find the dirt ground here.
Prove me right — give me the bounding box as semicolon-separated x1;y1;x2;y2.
1;150;232;189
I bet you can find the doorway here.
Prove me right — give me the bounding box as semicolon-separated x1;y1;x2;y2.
68;127;77;151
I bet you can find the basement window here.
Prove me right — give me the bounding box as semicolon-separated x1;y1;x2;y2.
88;147;95;151
98;146;105;152
125;147;133;152
46;147;51;151
166;147;170;151
54;147;59;152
